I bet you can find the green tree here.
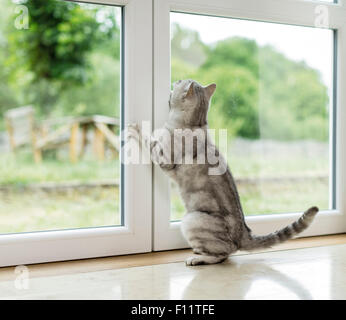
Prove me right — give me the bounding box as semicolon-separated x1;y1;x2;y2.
202;37;259;77
0;0;19;119
10;0;104;84
194;65;259;138
258;45;329;140
6;0;120;116
171;25;329;141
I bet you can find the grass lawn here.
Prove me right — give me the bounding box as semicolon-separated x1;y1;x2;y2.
0;148;120;234
0;150;119;186
0;188;120;234
171;178;329;221
170;140;330;220
0;140;331;233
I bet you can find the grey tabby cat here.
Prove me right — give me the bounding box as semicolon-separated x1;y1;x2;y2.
129;79;318;266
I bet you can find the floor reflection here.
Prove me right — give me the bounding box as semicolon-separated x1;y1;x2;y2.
177;259;314;300
1;244;344;299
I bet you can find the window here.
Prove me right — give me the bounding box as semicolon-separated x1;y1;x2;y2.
1;0;122;234
0;0;345;266
170;12;334;220
0;0;152;267
153;0;345;251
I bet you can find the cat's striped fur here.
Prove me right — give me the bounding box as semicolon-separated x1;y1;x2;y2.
131;79;318;266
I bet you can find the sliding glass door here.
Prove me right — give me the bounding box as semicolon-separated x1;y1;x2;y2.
0;0;153;267
1;0;345;266
153;0;346;250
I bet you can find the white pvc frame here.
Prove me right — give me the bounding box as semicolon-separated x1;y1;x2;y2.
1;0;346;266
0;0;153;267
153;0;346;251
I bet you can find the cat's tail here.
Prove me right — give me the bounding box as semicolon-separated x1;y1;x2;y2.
239;206;318;251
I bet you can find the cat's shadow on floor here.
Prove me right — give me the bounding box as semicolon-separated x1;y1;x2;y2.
181;257;313;300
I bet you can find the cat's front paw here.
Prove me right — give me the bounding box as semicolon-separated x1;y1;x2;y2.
127;123;140;133
126;123;141;142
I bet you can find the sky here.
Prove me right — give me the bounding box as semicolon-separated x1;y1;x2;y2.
171;12;334;93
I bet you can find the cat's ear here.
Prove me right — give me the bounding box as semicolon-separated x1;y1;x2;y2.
184;82;195;99
204;83;216;99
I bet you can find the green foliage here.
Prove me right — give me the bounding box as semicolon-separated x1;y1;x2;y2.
257;46;329;140
10;0;105;84
171;24;330;141
0;0;121;121
202;37;259;77
0;5;330;141
195;65;259;138
0;1;18;120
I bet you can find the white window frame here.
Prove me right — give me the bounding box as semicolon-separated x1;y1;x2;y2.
1;0;346;266
153;0;346;251
0;0;153;267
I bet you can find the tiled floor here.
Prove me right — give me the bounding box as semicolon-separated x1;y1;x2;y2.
1;243;346;299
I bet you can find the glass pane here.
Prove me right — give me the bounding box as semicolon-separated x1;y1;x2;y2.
170;12;334;220
0;0;122;233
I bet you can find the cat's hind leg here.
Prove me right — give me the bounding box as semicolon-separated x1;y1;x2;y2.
185;254;228;266
181;211;236;266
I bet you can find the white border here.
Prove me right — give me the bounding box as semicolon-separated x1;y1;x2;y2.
0;0;153;267
153;0;346;251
